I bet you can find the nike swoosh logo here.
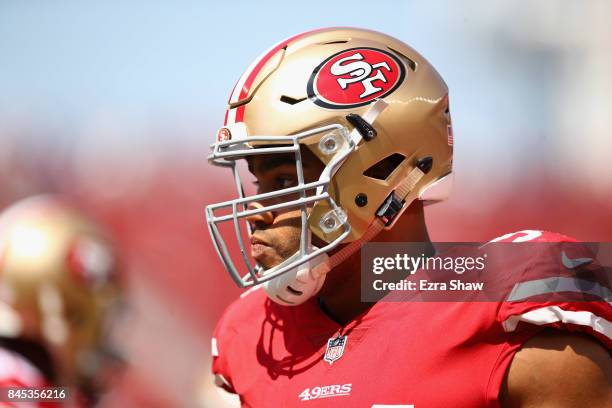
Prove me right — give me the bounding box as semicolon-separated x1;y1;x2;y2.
561;251;593;269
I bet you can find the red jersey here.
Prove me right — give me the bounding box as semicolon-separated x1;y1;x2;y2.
212;231;612;407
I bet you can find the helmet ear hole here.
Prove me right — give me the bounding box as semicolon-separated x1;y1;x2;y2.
320;40;349;45
363;153;406;181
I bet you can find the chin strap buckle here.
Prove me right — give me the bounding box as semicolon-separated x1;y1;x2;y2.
376;192;404;226
346;113;377;141
375;156;434;227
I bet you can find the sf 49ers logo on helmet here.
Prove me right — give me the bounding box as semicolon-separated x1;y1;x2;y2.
307;47;406;109
217;127;232;142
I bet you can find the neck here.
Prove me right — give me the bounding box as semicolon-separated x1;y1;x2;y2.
316;201;433;326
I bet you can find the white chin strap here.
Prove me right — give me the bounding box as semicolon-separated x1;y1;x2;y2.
263;249;329;306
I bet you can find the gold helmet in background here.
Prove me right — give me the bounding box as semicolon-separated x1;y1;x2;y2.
206;27;453;304
0;195;122;397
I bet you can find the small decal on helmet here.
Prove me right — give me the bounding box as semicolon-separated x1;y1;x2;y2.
217;127;232;142
67;238;114;285
307;47;406;109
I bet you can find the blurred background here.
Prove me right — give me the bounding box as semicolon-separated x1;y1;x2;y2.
1;0;610;406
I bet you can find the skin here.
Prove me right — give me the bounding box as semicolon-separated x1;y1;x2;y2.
245;148;320;270
244;148;611;407
500;330;611;408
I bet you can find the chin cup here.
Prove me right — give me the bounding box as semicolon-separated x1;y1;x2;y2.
263;252;329;306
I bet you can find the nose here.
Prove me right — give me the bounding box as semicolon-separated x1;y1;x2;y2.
245;201;274;229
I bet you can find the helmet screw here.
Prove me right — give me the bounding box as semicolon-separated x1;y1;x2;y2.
355;193;368;207
323;217;336;230
319;134;340;155
324;138;336;151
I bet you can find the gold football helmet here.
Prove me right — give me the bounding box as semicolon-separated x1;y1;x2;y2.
0;195;122;397
206;27;453;304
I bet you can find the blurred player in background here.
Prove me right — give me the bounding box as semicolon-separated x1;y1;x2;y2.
205;27;611;407
0;195;124;407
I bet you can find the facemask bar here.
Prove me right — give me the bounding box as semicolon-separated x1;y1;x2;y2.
206;123;354;288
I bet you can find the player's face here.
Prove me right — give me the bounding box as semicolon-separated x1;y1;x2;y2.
245;147;324;269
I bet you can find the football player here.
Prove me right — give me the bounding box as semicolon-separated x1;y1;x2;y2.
0;196;124;407
205;28;611;407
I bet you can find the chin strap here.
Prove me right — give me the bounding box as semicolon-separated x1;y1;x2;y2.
263;245;329;305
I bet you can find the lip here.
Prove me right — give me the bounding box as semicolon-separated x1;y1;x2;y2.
251;244;268;258
250;237;271;260
250;236;271;247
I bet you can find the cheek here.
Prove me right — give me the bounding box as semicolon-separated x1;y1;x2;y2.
273;209;303;228
271;211;303;253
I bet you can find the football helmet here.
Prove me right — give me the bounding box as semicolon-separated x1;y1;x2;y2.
0;195;123;397
206;27;453;305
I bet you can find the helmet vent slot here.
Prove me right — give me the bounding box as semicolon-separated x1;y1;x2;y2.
280;95;307;105
320;40;349;45
387;46;416;71
363;153;406;180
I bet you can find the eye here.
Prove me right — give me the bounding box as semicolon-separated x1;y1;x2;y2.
277;176;297;189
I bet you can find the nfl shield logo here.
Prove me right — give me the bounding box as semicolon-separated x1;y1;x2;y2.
324;335;347;365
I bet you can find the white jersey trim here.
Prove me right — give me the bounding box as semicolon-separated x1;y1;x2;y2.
502;305;612;341
214;373;232;388
211;337;219;357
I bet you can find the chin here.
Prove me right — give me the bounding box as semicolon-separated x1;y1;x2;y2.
258;250;296;271
256;253;283;270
